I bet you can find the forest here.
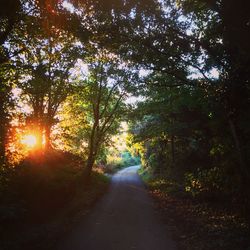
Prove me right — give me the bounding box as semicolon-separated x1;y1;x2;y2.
0;0;250;249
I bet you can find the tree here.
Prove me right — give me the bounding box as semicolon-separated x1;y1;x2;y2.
60;50;132;177
122;0;250;212
175;0;250;181
0;0;22;165
11;15;82;150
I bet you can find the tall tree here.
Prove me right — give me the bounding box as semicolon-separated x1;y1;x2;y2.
11;16;82;149
0;0;22;165
61;50;132;177
118;0;250;214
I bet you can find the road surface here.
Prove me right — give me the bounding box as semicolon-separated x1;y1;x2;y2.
57;166;176;250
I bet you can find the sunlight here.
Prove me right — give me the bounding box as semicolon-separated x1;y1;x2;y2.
21;134;37;148
62;1;75;13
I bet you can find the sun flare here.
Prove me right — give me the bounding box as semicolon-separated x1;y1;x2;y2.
21;134;37;148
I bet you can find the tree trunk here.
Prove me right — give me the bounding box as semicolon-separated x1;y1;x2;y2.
86;154;95;172
0;128;6;166
84;118;99;179
228;117;250;219
171;135;175;164
84;153;95;180
34;125;43;151
228;117;249;178
0;96;7;166
44;125;52;151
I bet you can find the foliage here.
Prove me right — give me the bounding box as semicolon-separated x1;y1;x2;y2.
58;50;131;174
105;150;141;174
0;0;250;245
146;175;250;250
11;14;82;149
0;149;109;221
127;0;250;213
0;150;110;250
184;167;225;198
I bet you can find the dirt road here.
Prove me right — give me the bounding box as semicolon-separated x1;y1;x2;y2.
57;166;176;250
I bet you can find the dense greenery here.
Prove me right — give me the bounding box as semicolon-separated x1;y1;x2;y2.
0;0;249;248
127;0;250;217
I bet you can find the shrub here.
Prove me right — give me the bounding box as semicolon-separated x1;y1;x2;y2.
184;167;224;198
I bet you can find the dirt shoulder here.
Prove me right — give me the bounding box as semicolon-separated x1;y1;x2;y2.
144;179;250;250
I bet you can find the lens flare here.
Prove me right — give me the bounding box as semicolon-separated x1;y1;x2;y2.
21;134;37;147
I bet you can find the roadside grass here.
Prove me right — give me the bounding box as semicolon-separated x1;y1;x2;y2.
0;150;110;250
139;169;250;250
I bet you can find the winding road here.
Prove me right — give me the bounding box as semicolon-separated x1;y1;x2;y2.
57;166;176;250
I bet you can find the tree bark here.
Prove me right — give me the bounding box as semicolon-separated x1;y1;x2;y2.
84;122;98;179
0;92;7;166
0;128;6;166
228;117;249;178
34;124;43;151
44;125;52;150
228;116;250;219
171;135;175;164
85;153;95;177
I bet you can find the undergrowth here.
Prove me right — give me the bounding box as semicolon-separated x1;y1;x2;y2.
0;149;110;250
139;169;250;250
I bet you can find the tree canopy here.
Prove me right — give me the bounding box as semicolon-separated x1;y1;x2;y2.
0;0;250;219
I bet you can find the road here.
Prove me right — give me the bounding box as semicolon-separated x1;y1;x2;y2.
57;166;176;250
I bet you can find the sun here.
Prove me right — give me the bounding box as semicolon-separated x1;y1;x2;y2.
21;134;37;148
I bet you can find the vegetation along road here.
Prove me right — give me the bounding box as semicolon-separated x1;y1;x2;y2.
56;166;176;250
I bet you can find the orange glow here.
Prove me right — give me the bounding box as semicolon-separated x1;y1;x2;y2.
21;134;37;148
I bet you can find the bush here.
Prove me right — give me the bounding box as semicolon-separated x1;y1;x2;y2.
184;167;225;198
0;150;85;223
